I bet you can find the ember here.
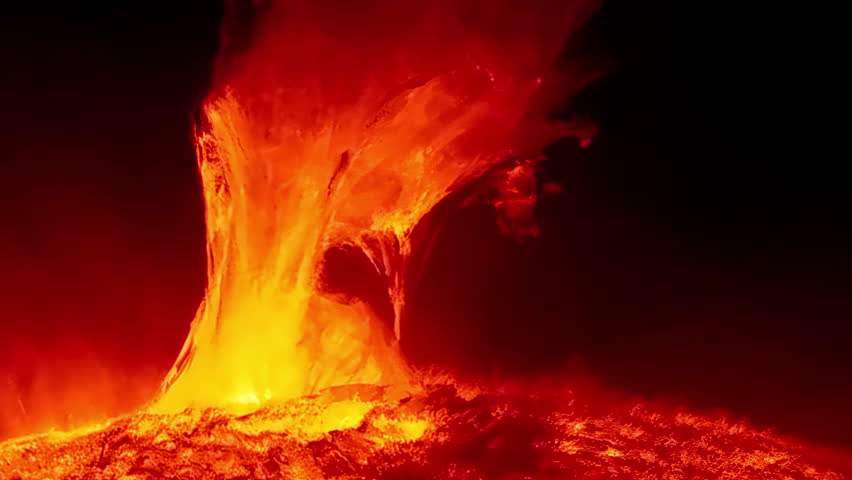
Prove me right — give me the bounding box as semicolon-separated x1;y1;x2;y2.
1;1;850;479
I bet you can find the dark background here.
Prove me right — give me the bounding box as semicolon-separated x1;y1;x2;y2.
1;1;849;448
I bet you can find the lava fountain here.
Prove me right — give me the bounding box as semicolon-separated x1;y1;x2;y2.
1;1;849;479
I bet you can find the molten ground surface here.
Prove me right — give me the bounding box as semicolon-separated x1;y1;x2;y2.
1;384;848;480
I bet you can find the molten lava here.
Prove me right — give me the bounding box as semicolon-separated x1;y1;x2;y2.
1;1;849;479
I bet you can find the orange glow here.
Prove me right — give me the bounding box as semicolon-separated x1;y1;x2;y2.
2;384;848;479
1;1;850;478
153;0;597;413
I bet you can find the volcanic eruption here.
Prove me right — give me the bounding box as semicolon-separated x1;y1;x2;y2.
1;1;849;479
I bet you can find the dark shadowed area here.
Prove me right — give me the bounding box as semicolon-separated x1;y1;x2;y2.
0;0;849;449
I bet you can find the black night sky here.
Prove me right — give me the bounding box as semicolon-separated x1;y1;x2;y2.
1;1;849;449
